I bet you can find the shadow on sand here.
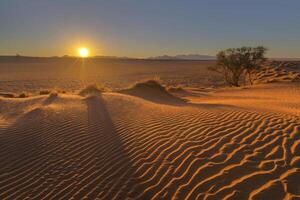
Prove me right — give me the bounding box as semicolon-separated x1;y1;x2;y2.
83;94;143;199
118;90;238;110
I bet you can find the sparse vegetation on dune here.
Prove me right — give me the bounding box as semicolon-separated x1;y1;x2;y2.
48;92;58;98
131;79;167;91
167;85;185;93
79;84;108;96
0;92;16;98
0;92;29;98
119;79;186;104
39;90;52;95
18;93;28;98
54;89;67;94
40;89;66;96
0;89;67;98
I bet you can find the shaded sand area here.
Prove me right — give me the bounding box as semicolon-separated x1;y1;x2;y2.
0;82;300;199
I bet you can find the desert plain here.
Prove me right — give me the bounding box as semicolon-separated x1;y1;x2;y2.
0;57;300;199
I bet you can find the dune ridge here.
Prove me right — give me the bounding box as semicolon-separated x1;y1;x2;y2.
253;61;300;84
0;83;300;199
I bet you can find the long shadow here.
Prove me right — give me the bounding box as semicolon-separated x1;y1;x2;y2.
117;90;239;110
83;94;143;199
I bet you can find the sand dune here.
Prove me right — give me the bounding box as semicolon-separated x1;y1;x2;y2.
119;80;185;105
253;61;300;84
0;82;300;199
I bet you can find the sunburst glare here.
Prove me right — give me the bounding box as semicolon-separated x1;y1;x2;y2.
78;47;89;58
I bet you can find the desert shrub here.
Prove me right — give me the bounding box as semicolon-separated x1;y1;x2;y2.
40;90;52;95
0;92;15;98
121;79;185;104
18;93;28;98
133;79;166;91
59;90;66;94
79;84;108;96
48;92;58;98
167;85;185;93
208;46;267;86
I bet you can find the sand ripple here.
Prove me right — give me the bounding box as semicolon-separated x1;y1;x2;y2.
0;90;300;199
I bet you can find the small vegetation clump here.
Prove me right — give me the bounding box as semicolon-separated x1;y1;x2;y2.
0;92;15;98
40;90;52;95
79;84;108;96
39;89;66;96
167;85;185;93
18;93;28;98
48;92;58;98
132;79;167;91
58;90;66;94
208;46;267;87
121;79;185;104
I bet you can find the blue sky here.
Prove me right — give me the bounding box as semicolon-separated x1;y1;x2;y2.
0;0;299;57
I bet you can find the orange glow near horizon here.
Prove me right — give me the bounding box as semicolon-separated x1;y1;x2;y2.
78;47;89;58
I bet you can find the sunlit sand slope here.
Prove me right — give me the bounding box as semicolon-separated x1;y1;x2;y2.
0;83;300;199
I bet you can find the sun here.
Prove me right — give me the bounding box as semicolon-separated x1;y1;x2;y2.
78;47;89;58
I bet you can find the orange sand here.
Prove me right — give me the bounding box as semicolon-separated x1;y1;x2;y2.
0;82;300;199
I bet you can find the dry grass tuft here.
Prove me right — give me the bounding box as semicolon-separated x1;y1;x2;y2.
0;92;15;98
40;90;52;95
167;85;185;93
131;79;166;91
79;84;108;96
18;93;29;98
39;88;67;96
120;79;186;105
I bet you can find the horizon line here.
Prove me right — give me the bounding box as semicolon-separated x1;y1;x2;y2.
1;54;300;61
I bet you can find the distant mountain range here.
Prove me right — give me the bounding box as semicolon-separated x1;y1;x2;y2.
148;54;216;60
0;54;216;61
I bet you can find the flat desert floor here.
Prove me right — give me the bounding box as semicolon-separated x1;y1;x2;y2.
0;58;300;199
0;58;220;93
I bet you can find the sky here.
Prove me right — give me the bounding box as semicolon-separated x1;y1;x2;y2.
0;0;300;58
